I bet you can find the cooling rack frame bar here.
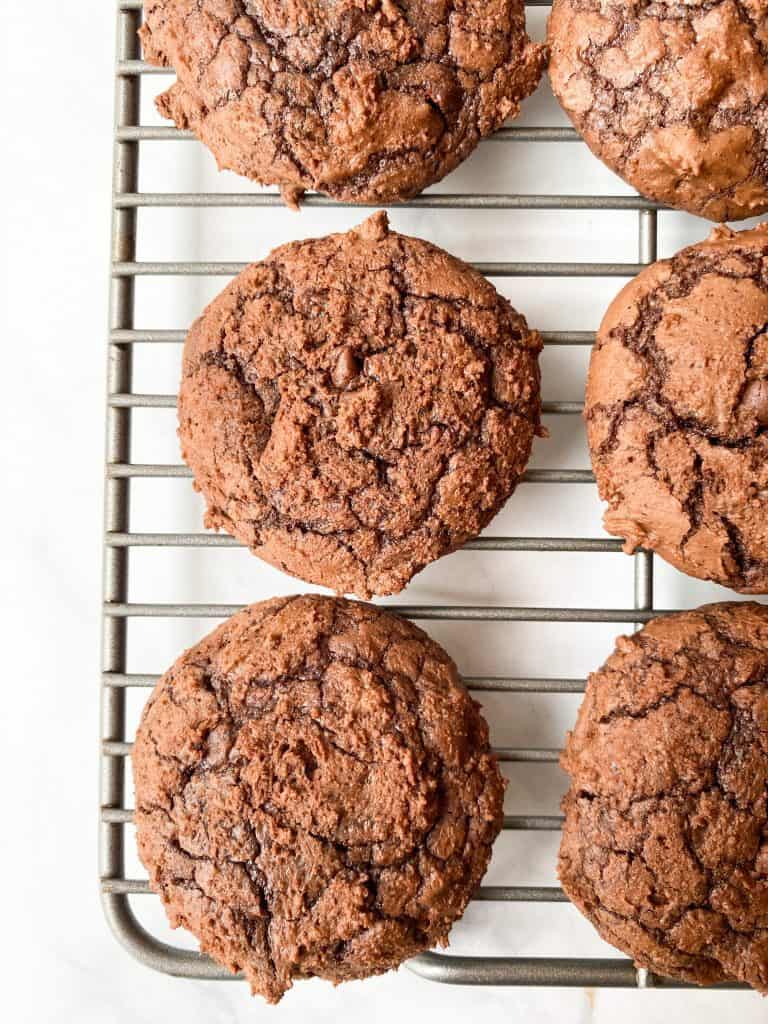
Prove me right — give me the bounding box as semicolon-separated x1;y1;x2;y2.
99;0;745;994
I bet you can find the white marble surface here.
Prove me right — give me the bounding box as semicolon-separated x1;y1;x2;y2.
3;3;768;1021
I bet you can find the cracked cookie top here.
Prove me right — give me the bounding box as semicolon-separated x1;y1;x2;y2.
585;224;768;593
140;0;545;206
133;594;505;1002
178;212;543;597
548;0;768;221
559;602;768;991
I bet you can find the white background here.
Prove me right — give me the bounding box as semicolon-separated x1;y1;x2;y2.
3;3;768;1022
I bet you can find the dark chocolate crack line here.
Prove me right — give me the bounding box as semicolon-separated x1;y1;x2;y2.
140;0;546;206
133;595;505;1003
178;212;543;597
549;0;768;221
586;224;768;593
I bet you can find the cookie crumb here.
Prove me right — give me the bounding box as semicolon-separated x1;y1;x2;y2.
356;211;390;242
280;184;304;211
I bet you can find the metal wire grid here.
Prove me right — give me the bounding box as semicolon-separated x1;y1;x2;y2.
100;0;744;992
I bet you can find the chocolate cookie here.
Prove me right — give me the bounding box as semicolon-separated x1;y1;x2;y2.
548;1;768;222
140;0;545;207
585;225;768;593
133;594;505;1002
178;212;543;597
559;602;768;991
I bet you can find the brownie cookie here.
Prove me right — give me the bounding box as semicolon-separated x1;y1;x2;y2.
140;0;545;207
559;602;768;991
586;225;768;593
133;594;505;1002
548;1;768;221
178;212;543;597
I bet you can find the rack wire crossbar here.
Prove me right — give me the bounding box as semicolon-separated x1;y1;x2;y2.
100;0;743;994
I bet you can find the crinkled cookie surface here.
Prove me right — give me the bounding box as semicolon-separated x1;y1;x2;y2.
178;212;543;597
141;0;546;205
549;0;768;220
560;602;768;991
586;224;768;593
133;595;505;1002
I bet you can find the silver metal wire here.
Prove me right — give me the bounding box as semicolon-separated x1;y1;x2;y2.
100;0;744;993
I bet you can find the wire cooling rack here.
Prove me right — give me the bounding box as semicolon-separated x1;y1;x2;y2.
101;0;745;992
